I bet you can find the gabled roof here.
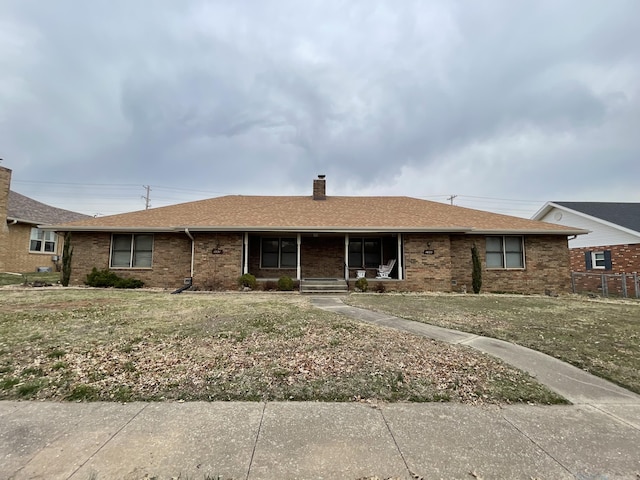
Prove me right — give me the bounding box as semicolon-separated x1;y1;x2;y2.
533;202;640;236
8;191;89;225
553;202;640;233
48;195;586;235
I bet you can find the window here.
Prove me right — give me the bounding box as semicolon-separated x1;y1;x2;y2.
586;250;611;270
30;228;56;253
260;237;296;268
110;234;153;268
348;238;381;268
486;236;524;269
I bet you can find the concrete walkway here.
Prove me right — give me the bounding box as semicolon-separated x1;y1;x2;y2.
309;296;640;407
2;297;639;479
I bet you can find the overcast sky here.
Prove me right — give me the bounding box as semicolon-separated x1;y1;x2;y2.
2;0;639;218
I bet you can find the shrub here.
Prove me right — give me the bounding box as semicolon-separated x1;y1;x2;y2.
263;280;278;291
238;273;257;290
277;276;295;291
61;232;73;287
374;282;386;293
85;268;144;289
471;244;482;294
355;277;368;292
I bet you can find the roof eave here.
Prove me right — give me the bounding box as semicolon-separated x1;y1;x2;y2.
470;228;589;235
7;216;40;225
40;225;178;233
179;226;474;233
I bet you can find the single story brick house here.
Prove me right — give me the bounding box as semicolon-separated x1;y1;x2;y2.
0;166;89;273
48;176;586;293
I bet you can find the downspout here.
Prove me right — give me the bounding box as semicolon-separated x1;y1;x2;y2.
172;228;195;294
184;228;195;278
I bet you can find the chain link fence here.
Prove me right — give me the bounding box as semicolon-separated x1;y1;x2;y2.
571;272;640;298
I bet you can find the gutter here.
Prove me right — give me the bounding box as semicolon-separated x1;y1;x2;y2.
40;225;589;236
184;228;195;278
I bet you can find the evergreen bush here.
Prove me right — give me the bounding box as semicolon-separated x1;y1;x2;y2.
85;268;144;289
471;244;482;294
355;277;368;292
277;276;295;291
238;273;257;290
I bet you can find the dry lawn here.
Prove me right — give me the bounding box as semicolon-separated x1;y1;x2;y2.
0;288;564;404
346;293;640;394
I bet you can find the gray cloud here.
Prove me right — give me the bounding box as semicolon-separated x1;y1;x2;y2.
1;0;639;216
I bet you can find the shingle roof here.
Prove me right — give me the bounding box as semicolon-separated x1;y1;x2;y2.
553;202;640;234
50;195;585;235
8;191;90;225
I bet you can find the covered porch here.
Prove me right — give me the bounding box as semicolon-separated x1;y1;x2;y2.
242;232;404;281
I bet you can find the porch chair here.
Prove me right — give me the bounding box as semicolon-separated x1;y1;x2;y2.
376;259;396;279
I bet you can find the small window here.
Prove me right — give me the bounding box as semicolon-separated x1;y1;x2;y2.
110;234;153;268
29;228;56;253
260;237;297;268
485;236;525;269
591;251;606;269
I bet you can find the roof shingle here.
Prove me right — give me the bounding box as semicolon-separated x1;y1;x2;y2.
51;195;585;235
8;191;89;225
554;202;640;234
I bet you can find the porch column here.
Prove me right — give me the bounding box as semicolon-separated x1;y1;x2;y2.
397;233;403;280
243;232;249;275
344;234;350;280
296;234;301;280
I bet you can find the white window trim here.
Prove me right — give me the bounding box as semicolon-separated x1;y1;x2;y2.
29;228;57;254
109;234;154;269
486;235;526;270
591;251;606;270
259;237;297;269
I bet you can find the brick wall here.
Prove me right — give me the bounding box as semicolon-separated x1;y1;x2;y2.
69;232;192;289
569;244;640;274
401;234;453;291
450;235;571;294
192;232;243;290
301;236;343;278
0;166;11;271
3;223;64;272
66;229;573;293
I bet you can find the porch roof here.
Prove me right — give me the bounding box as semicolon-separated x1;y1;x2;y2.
45;195;587;236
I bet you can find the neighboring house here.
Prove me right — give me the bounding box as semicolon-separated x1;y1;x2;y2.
532;202;640;274
48;176;586;293
0;166;89;273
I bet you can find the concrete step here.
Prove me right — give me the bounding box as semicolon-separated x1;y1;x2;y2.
300;278;348;294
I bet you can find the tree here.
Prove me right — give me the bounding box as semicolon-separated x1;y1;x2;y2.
61;232;73;287
471;244;482;294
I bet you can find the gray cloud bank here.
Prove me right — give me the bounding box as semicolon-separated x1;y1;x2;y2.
2;0;639;216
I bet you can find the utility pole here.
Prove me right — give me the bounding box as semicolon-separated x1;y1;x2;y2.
142;185;151;210
447;194;457;206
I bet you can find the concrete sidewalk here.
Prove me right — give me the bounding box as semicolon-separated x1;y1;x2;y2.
2;400;640;479
2;297;639;479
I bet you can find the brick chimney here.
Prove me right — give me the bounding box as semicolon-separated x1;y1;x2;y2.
0;165;11;271
313;175;326;200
